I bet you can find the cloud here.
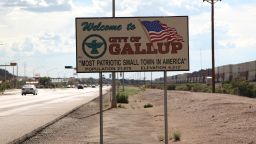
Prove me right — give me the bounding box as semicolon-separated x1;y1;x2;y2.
31;32;74;54
114;0;204;17
1;0;72;12
0;0;29;7
189;12;211;36
0;46;6;57
116;0;144;16
0;0;113;61
215;2;256;49
4;32;74;60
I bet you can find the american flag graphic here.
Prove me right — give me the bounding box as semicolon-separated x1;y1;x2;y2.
141;20;184;43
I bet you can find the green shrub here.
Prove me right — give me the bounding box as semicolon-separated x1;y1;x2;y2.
176;84;190;91
3;82;11;89
116;92;129;103
218;83;233;94
0;82;11;93
231;78;256;98
216;78;256;98
175;83;211;92
191;84;211;92
167;85;176;90
0;84;5;93
253;86;256;98
191;84;201;92
186;84;193;91
148;84;162;89
144;103;153;108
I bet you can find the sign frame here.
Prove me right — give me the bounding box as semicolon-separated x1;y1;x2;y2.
76;16;189;73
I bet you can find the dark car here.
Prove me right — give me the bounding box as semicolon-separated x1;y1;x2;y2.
77;85;84;89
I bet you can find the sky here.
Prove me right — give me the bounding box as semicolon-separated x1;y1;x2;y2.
0;0;255;80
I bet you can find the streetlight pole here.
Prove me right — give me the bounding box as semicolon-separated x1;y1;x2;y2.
203;0;221;93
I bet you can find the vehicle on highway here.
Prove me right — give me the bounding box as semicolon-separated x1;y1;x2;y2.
77;84;84;89
21;85;38;95
91;85;96;88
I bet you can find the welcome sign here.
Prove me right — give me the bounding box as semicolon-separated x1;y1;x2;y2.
76;16;189;73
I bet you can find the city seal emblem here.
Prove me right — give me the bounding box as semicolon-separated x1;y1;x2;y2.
82;34;107;59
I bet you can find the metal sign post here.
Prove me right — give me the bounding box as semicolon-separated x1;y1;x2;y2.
111;0;117;108
164;71;168;144
111;71;117;108
99;72;103;144
122;72;125;91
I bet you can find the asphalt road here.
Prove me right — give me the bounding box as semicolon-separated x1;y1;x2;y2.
0;86;110;144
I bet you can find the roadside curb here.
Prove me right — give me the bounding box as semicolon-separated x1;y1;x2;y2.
8;92;110;144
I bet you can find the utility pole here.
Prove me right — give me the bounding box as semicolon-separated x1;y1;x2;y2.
203;0;221;93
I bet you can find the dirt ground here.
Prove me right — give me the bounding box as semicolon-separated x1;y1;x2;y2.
23;89;256;144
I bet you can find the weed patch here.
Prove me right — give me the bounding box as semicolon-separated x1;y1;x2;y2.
116;92;129;103
172;130;181;141
144;103;153;108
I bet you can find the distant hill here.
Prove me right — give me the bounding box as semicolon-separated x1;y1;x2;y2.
0;69;14;81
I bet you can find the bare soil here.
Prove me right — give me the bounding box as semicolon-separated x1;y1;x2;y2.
23;89;256;144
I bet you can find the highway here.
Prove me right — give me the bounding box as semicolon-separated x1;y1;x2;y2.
0;86;110;144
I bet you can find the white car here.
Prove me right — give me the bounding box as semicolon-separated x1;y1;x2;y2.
22;85;38;95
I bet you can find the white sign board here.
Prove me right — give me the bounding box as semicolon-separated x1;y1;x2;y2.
76;16;189;73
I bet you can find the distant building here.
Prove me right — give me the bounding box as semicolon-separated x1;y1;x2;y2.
157;60;256;83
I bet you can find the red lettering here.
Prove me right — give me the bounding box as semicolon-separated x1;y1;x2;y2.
134;43;146;54
157;42;170;54
171;42;182;54
146;43;157;54
109;37;128;43
121;43;134;55
109;43;120;55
